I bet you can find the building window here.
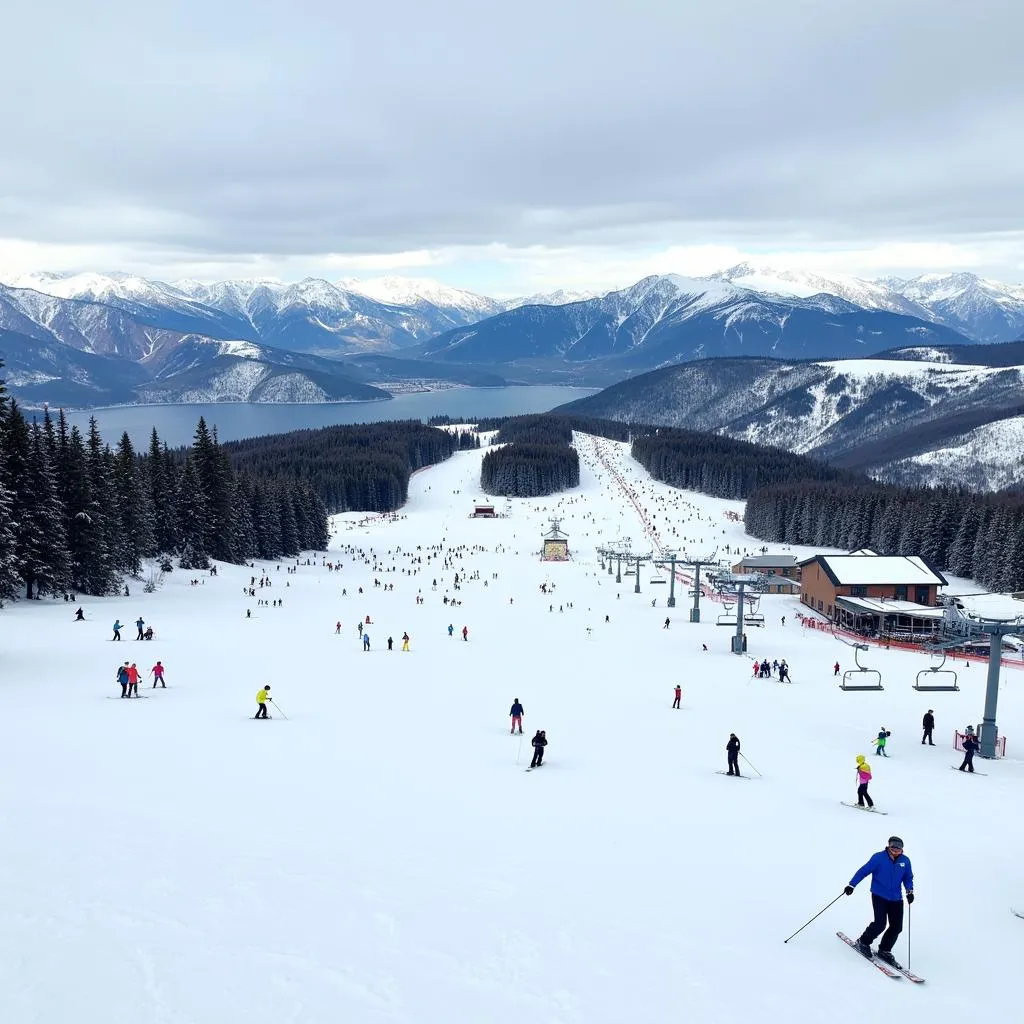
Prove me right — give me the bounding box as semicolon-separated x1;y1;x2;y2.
817;599;824;611
915;587;929;605
895;586;907;601
851;585;867;597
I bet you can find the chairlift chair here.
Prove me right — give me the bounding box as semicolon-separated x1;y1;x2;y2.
914;647;960;691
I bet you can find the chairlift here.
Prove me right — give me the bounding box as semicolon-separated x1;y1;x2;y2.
650;574;667;584
839;643;883;691
624;569;636;576
914;647;960;691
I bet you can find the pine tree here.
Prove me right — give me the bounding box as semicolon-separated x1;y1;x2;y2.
175;457;210;569
80;418;119;595
0;361;20;603
112;432;155;575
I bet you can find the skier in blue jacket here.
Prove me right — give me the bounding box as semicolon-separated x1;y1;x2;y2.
843;836;915;968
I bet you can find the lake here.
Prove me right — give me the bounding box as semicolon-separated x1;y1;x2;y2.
65;386;600;448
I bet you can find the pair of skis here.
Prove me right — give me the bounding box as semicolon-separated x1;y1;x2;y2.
840;802;888;815
837;932;924;982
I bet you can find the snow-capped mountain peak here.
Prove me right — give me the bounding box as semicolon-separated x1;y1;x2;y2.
341;275;501;315
4;270;183;305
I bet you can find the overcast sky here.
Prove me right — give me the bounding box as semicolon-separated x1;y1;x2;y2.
2;0;1022;294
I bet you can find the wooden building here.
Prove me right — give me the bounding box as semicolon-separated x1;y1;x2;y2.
798;553;947;640
730;554;801;594
470;504;497;518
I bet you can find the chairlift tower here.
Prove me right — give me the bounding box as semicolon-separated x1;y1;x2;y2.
674;551;721;622
596;539;631;584
934;597;1022;758
713;571;772;654
625;551;654;594
652;552;680;608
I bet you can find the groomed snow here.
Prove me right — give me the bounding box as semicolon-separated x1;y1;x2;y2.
1;433;1022;1023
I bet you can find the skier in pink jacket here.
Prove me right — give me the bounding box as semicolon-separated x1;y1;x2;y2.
855;755;874;808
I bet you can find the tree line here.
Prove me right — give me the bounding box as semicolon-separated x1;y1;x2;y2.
744;482;1024;593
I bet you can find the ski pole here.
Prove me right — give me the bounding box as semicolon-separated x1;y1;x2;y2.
783;892;845;943
907;902;911;971
740;752;763;777
270;700;289;720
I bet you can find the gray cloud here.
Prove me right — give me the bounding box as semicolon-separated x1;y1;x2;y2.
2;0;1023;276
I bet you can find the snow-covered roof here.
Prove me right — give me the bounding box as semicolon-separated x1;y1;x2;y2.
800;554;946;587
734;554;801;568
836;596;943;619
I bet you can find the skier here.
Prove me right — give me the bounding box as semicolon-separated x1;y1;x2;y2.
358;621;363;638
921;710;935;746
530;729;547;768
510;698;524;734
387;636;394;651
875;728;891;757
151;661;166;688
255;685;272;719
75;607;85;621
116;662;130;698
335;621;341;634
726;733;741;776
834;661;840;676
135;616;145;640
462;626;469;641
843;836;914;967
672;684;681;709
126;663;140;698
448;624;454;637
779;660;790;683
363;632;371;652
854;754;874;808
402;632;410;652
112;620;123;641
663;617;670;629
959;732;979;772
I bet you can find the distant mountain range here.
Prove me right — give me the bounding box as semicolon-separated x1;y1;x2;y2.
555;346;1024;491
0;266;1022;409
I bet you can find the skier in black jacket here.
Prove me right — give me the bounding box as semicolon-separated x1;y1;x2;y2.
959;733;979;772
921;710;935;746
530;730;547;767
726;733;741;776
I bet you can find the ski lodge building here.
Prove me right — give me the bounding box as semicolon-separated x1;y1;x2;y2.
730;553;801;594
798;552;947;640
469;503;497;518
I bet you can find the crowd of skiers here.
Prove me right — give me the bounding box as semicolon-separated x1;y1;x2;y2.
114;660;166;697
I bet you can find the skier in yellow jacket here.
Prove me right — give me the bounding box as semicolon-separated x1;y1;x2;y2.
255;685;272;719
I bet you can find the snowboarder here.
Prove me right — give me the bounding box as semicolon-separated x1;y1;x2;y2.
959;732;979;772
530;729;547;767
462;626;469;641
663;617;670;629
112;620;122;641
855;754;874;808
255;685;271;719
126;663;140;697
843;836;914;967
672;684;681;709
510;698;524;734
834;661;840;676
151;661;166;688
116;662;130;698
135;616;145;640
921;710;935;746
402;632;410;652
875;728;891;757
74;607;85;621
726;733;741;776
363;633;371;651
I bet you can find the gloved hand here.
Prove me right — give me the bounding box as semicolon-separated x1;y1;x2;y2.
906;892;915;904
844;886;854;896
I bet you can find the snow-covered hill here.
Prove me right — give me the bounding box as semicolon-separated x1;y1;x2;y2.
1;433;1022;1023
558;356;1024;490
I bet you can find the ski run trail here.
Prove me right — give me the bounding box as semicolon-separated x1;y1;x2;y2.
1;429;1022;1024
